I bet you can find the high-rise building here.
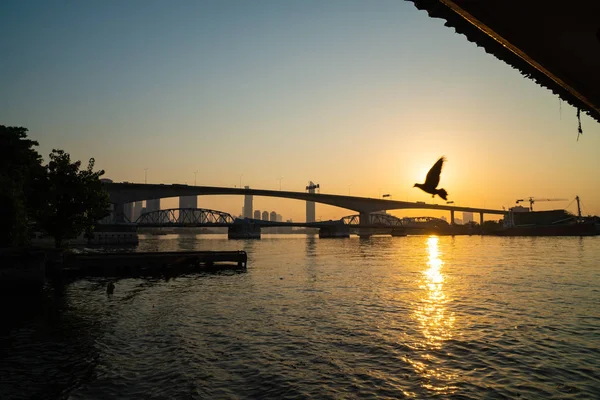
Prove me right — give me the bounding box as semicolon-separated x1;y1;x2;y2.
270;211;277;221
463;212;473;224
262;211;269;221
132;201;143;222
253;210;261;220
276;214;282;222
306;181;316;223
243;186;253;218
146;199;160;213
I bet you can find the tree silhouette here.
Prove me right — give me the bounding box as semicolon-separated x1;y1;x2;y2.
0;126;45;246
35;150;111;248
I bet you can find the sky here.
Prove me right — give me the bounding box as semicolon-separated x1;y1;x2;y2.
2;0;599;222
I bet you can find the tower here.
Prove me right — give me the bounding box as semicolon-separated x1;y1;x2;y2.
243;186;253;218
305;181;318;223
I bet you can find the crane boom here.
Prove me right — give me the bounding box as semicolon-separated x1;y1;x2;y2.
515;197;568;211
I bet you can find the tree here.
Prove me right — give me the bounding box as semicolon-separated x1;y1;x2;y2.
0;126;45;247
35;150;111;248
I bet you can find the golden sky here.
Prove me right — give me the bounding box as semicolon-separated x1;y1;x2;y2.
2;1;599;221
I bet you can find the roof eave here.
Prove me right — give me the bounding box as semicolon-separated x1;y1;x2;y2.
406;0;600;124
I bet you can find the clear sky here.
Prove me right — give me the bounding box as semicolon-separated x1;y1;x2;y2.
2;0;599;221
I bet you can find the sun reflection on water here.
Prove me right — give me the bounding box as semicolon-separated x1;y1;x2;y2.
409;236;457;393
417;236;454;348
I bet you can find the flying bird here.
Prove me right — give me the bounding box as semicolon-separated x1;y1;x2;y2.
414;156;448;200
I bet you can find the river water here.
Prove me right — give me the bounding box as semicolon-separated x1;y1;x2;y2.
1;234;599;399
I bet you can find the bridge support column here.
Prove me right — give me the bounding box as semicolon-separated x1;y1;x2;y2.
319;225;350;238
450;210;455;225
359;212;371;226
228;222;261;239
114;203;125;223
480;213;484;226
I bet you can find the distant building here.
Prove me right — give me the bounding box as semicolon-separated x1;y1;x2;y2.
270;211;277;222
455;218;463;225
463;212;473;224
146;199;160;213
262;211;269;221
306;181;316;223
243;186;253;218
276;213;282;222
440;216;447;222
132;201;143;222
509;206;530;213
254;210;261;220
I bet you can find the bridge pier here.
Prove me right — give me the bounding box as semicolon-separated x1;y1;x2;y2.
359;211;371;225
228;222;261;239
114;203;125;223
450;210;455;225
318;225;350;238
480;212;484;226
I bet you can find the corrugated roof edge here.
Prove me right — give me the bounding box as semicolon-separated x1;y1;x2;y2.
405;0;600;124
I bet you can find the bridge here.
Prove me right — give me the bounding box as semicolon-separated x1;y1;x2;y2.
131;208;454;239
105;182;505;226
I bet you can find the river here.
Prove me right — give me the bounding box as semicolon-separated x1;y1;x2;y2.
1;234;599;399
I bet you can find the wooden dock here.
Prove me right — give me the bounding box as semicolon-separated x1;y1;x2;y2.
61;250;247;278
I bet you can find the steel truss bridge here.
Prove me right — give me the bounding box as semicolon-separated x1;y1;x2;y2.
136;208;237;227
132;208;448;229
341;214;449;228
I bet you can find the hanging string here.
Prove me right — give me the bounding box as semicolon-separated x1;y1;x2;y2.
577;108;582;141
558;98;562;119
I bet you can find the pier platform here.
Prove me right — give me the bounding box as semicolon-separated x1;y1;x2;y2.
61;250;247;278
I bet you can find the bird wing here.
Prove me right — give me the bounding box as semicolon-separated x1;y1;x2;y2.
424;156;445;188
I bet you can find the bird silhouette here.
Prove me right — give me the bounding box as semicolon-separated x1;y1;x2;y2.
414;156;448;200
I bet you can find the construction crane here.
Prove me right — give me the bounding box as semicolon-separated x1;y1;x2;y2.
515;197;568;211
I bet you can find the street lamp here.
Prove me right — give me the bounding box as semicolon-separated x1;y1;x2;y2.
278;176;284;191
144;168;148;184
193;170;198;186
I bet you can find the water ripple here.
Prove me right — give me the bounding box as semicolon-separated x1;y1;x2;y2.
1;235;599;399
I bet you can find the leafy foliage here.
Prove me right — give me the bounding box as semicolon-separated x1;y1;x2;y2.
0;126;45;246
35;150;111;248
0;126;111;248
